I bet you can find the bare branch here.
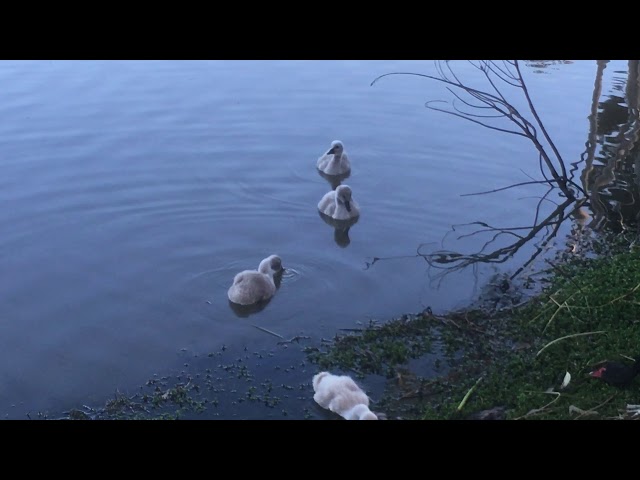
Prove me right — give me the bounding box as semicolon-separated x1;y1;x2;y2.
372;63;576;200
421;198;574;274
514;60;570;186
532;187;556;227
426;100;527;136
366;60;602;282
461;179;557;197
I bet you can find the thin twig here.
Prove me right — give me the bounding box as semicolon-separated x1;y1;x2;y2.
457;376;484;411
573;395;616;420
515;391;561;419
536;331;606;358
460;179;556;197
251;324;284;339
514;60;570;188
277;335;311;345
542;291;580;333
551;282;640;310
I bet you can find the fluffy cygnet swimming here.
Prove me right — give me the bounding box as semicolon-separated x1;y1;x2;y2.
312;371;378;420
318;184;360;220
227;255;283;306
317;140;351;176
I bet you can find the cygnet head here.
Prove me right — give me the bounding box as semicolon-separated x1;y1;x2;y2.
312;371;330;391
327;140;344;157
258;255;283;276
335;184;354;213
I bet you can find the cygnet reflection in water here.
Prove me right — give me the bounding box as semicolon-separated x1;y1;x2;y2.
318;211;359;248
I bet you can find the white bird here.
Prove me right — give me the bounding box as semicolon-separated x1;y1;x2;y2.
627;404;640;417
318;184;360;220
312;371;378;420
227;255;283;306
317;140;351;176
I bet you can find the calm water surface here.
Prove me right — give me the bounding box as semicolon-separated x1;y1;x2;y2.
0;60;624;418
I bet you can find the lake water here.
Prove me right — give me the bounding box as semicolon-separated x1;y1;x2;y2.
0;60;631;418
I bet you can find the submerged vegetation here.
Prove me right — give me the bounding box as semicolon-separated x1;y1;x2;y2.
57;346;317;420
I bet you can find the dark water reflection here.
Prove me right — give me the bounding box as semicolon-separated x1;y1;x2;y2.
524;60;575;75
574;60;640;231
318;211;360;248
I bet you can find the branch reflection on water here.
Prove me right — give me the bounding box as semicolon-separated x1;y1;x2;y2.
367;60;640;282
575;60;640;232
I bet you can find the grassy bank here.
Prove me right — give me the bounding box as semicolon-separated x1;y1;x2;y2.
306;246;640;420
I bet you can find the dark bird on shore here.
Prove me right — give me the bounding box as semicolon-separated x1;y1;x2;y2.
589;356;640;388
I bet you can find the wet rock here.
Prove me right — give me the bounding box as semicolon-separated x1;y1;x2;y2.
466;406;506;420
68;409;91;420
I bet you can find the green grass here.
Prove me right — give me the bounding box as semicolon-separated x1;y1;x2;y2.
307;250;640;420
306;314;436;378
